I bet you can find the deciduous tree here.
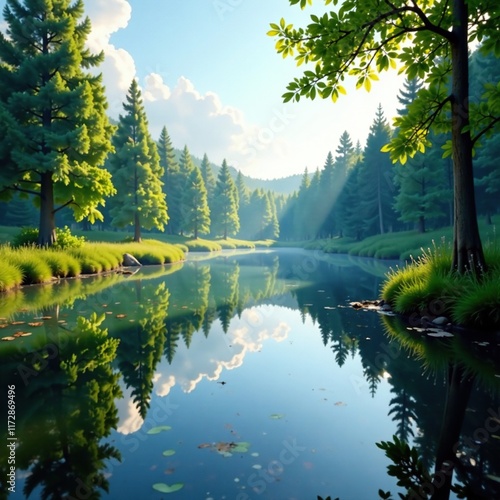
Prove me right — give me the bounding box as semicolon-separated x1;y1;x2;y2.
269;0;500;273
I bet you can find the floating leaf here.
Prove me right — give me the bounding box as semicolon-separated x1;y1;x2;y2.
252;464;262;469
11;321;25;325
116;314;126;318
147;425;172;435
41;316;52;320
334;401;347;406
232;442;250;453
162;449;176;457
270;413;285;420
0;324;7;329
152;482;184;493
1;336;16;341
28;322;43;327
197;443;211;449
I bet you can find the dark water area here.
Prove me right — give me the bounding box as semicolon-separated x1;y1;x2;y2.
1;249;499;499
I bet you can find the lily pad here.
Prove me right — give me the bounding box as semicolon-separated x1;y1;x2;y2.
152;482;184;493
147;425;172;435
232;442;250;453
162;449;176;457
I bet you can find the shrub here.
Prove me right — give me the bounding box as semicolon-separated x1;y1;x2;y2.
12;226;85;249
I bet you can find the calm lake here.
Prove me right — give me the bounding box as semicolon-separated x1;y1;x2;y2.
1;249;499;499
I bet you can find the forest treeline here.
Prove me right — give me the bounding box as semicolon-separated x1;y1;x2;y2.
1;47;498;243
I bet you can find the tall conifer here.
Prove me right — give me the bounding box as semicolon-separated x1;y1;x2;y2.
0;0;115;245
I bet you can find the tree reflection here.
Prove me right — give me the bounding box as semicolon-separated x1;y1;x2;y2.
374;316;500;500
115;282;169;418
0;310;121;499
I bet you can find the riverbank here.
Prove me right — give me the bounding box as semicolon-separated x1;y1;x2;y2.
304;215;499;261
0;226;276;292
0;239;186;292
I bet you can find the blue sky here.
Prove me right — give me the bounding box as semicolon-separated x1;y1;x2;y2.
0;0;405;179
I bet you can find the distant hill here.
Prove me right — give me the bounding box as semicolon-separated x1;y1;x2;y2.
173;149;301;196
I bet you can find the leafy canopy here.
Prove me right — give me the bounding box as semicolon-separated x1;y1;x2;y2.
268;0;500;164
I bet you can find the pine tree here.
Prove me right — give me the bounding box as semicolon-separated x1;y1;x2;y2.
394;79;450;232
293;169;311;239
396;78;423;116
200;154;217;211
358;105;395;236
107;80;168;242
158;126;182;235
318;152;336;238
180;148;210;238
212;159;240;239
333;131;356;237
0;0;115;246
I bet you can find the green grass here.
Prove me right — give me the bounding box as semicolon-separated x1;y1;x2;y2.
0;260;23;292
382;243;500;329
0;246;54;284
0;237;186;289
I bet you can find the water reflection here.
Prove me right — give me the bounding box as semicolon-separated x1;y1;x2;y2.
0;311;121;499
0;250;499;498
379;316;500;500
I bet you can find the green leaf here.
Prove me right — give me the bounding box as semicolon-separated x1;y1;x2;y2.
162;449;176;456
152;483;184;493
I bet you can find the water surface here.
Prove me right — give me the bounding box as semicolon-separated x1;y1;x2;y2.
1;249;499;499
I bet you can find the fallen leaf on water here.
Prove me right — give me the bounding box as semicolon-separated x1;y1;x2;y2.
0;324;8;329
197;443;211;449
162;449;176;457
2;336;16;341
334;401;347;406
116;314;126;318
28;322;43;327
11;321;25;325
41;316;52;320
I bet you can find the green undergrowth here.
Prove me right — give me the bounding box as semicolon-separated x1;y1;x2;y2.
306;215;499;261
381;244;500;329
0;239;185;292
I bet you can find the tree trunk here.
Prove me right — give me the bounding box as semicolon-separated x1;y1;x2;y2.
38;171;56;246
418;215;425;234
450;0;486;274
134;212;141;242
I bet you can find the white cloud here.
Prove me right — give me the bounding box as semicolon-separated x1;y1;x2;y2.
115;383;144;435
85;0;136;115
153;306;291;396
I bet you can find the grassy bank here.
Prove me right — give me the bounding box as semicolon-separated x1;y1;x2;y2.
0;239;185;292
306;215;499;261
381;244;500;329
0;226;277;292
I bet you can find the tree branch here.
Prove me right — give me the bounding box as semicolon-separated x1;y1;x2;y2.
53;198;76;214
471;116;500;148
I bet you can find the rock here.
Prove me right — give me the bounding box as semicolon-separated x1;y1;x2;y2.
123;253;142;267
432;316;449;326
